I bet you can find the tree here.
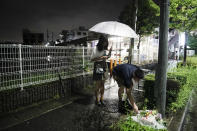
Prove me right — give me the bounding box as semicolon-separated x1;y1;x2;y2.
119;0;160;49
169;0;197;64
119;0;159;64
169;0;197;31
119;0;138;64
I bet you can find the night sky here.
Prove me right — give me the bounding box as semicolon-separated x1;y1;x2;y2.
0;0;130;42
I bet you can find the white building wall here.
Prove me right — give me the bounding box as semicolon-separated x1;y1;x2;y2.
187;50;195;56
179;32;186;57
89;35;159;64
133;35;159;64
179;32;185;47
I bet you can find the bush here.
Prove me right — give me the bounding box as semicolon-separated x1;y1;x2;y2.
111;56;197;131
143;74;156;109
143;60;197;114
143;74;181;112
168;64;197;112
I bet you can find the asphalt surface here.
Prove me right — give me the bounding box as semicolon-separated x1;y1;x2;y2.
1;80;123;131
0;73;146;131
2;97;118;131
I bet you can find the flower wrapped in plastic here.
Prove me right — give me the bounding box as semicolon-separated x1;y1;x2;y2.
130;110;167;129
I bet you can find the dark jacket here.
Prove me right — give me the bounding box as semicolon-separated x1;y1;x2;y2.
112;64;138;88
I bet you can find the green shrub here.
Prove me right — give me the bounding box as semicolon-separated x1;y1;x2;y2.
112;56;197;131
143;61;197;114
143;74;156;109
143;74;181;112
167;72;187;86
168;64;197;112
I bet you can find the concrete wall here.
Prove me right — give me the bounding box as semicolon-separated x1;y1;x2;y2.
0;74;93;114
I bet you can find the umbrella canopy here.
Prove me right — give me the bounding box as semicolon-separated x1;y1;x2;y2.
89;21;138;38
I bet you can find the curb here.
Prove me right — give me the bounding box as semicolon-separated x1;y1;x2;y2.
168;89;193;131
177;89;193;131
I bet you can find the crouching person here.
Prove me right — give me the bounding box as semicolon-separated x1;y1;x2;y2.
112;64;144;114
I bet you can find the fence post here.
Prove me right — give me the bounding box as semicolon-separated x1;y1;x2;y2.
30;46;32;85
19;44;23;91
83;46;85;68
82;46;85;76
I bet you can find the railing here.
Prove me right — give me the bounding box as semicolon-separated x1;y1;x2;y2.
0;44;93;91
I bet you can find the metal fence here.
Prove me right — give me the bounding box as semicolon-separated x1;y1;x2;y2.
0;44;93;91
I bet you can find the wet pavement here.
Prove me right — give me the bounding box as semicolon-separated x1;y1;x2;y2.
181;89;197;131
0;79;125;131
0;76;145;131
2;96;119;131
0;62;157;131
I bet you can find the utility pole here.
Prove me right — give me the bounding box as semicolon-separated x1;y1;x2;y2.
155;0;169;117
183;32;188;65
46;29;49;42
52;32;54;42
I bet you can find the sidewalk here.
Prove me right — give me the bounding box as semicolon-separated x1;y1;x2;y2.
0;79;124;131
0;63;157;131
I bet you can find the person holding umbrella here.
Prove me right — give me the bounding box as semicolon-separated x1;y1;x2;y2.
112;64;144;113
91;35;112;106
89;21;138;107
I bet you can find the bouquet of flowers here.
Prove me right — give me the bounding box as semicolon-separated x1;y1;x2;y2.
130;110;166;129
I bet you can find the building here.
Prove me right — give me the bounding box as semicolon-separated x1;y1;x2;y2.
0;40;20;44
58;26;88;43
55;26;100;47
23;29;44;45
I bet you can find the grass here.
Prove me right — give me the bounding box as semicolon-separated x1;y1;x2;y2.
168;66;197;113
187;55;197;65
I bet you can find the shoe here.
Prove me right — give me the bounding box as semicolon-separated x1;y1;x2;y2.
100;101;106;107
118;100;123;112
118;106;127;114
95;100;100;105
95;101;103;107
118;100;127;114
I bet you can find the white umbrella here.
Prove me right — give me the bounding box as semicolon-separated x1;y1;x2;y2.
89;21;138;38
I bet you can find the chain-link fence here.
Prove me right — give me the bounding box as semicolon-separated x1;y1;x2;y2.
0;44;93;91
